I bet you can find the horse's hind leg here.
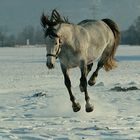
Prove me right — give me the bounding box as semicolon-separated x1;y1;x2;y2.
61;64;81;112
79;63;93;92
88;46;111;86
79;61;94;112
87;63;93;76
88;62;102;86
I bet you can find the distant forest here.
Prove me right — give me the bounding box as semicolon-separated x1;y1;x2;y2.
0;25;44;47
121;16;140;45
0;16;140;47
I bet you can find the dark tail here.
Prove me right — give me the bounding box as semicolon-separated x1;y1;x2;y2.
102;19;121;71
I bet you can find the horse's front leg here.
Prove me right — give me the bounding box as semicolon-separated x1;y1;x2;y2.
61;64;81;112
79;63;93;92
80;61;94;112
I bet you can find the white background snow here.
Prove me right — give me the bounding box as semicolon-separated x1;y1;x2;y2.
0;46;140;140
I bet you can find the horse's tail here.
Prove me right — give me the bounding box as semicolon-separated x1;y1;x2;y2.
102;19;121;71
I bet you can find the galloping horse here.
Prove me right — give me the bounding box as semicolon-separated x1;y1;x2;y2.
41;9;120;112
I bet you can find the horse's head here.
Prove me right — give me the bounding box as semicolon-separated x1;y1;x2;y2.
41;9;68;69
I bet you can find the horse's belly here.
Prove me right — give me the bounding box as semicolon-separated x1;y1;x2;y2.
59;56;80;68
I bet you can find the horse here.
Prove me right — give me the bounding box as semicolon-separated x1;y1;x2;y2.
41;9;120;113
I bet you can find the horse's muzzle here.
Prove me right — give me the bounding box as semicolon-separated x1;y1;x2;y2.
46;62;54;69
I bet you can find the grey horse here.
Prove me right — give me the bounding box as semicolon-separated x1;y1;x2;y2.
41;9;120;112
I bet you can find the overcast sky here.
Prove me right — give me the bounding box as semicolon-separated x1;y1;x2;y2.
0;0;140;34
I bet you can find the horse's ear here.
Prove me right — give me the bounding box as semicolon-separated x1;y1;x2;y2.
51;9;66;23
41;13;50;28
51;9;61;22
41;12;58;28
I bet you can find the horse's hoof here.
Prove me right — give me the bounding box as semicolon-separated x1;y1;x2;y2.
72;102;81;112
85;104;94;113
88;79;96;86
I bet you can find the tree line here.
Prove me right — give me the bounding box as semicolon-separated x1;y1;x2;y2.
1;15;140;47
121;16;140;45
0;25;44;47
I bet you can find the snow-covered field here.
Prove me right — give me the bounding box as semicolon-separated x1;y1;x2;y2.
0;45;140;140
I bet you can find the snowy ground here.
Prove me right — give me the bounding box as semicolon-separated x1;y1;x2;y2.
0;45;140;140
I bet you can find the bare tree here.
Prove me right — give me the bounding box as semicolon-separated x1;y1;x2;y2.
90;0;101;19
121;16;140;45
16;25;35;45
0;26;8;47
34;26;44;44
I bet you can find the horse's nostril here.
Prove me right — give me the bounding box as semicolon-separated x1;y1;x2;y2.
50;63;54;68
46;62;54;69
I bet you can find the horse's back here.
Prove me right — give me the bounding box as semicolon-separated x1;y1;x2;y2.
78;19;111;37
78;19;97;26
78;19;114;46
77;19;116;63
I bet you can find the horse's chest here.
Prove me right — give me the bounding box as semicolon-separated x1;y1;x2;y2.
59;50;80;68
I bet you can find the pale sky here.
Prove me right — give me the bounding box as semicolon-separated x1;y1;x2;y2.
0;0;140;34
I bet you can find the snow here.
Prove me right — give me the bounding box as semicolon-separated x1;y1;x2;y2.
0;45;140;140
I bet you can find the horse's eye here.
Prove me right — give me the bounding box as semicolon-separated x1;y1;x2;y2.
59;39;62;44
55;42;58;45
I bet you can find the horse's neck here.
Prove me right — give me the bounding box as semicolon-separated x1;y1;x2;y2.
59;23;83;48
59;24;74;41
